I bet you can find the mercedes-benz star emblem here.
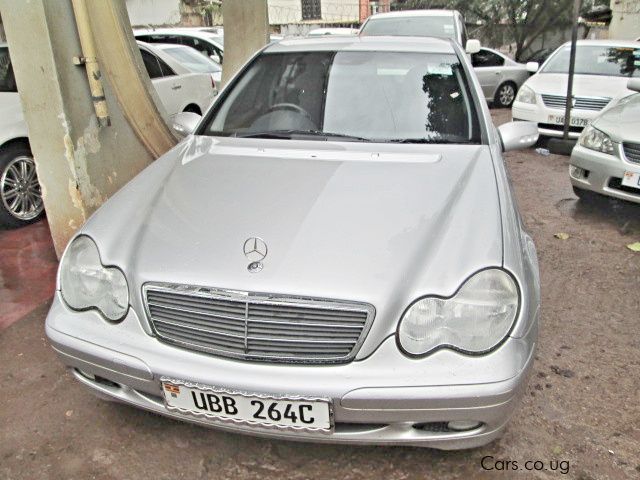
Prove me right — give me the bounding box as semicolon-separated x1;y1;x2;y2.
243;237;268;273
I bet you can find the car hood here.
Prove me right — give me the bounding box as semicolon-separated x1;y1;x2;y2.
526;73;634;99
85;137;503;356
593;93;640;142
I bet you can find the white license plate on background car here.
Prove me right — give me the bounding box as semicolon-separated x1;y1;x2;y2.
622;171;640;190
548;115;589;127
161;380;332;431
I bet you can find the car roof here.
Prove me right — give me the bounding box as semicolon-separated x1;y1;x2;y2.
559;39;640;48
264;35;456;54
366;9;458;19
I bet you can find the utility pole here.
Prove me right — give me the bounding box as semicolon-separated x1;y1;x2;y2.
563;0;582;140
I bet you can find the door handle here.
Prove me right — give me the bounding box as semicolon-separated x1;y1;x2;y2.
172;84;182;90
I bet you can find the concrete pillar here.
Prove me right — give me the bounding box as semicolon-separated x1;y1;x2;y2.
221;0;269;86
0;0;174;256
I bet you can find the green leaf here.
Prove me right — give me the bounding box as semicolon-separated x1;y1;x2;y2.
627;242;640;252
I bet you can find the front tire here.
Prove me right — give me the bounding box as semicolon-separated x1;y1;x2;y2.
0;143;45;228
494;82;517;108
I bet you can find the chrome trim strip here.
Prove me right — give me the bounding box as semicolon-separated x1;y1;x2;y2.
142;282;376;364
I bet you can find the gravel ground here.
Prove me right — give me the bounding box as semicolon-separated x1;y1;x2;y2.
1;109;639;480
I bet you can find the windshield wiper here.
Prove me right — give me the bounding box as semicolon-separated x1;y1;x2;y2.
235;130;370;142
385;138;467;144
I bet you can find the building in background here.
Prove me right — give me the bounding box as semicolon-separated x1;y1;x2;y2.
609;0;640;39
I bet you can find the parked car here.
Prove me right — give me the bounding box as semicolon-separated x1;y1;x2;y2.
150;43;222;85
135;28;225;64
471;47;530;107
46;35;540;450
0;41;217;227
512;40;640;138
569;78;640;203
0;43;42;227
359;9;481;54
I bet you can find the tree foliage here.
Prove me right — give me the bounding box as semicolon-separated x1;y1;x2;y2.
392;0;607;61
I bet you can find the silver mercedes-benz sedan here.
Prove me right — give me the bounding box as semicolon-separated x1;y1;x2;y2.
46;36;541;450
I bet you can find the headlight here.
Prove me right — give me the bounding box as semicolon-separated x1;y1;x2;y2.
515;85;536;104
59;235;129;321
397;269;519;356
578;124;614;155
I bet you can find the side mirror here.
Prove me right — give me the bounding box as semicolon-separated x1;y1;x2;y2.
171;111;201;138
210;54;221;64
526;61;539;74
627;78;640;92
465;39;481;54
498;121;539;152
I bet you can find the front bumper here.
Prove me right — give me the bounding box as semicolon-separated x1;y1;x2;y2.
512;99;601;139
46;293;537;449
570;144;640;204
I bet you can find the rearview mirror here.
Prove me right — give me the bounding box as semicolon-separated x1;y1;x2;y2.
171;111;201;138
465;39;481;54
526;62;539;74
628;78;640;92
498;121;539;152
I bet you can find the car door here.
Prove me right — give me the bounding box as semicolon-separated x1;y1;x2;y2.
471;49;506;100
139;47;184;116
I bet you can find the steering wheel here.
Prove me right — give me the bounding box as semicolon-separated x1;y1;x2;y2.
266;103;313;122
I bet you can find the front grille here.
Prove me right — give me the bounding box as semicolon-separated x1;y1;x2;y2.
538;122;584;134
143;283;374;364
541;94;610;111
623;143;640;164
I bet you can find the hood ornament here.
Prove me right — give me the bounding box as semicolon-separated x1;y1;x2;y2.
243;237;268;273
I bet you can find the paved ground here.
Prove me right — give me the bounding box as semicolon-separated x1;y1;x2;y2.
1;109;639;480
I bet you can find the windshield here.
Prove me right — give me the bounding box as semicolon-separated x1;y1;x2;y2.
542;45;640;77
360;16;457;40
162;46;221;73
202;51;480;144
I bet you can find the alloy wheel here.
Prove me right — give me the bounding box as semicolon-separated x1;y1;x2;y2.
498;84;516;107
0;155;44;221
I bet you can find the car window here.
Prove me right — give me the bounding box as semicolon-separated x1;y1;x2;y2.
140;49;165;79
542;45;640;77
204;51;481;144
158;56;176;76
0;47;17;93
472;50;505;68
181;36;223;62
360;16;457;40
162;46;221;73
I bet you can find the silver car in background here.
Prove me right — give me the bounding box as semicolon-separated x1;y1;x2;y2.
46;36;540;450
570;79;640;203
471;47;530;107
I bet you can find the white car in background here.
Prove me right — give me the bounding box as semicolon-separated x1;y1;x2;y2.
569;78;640;204
0;41;216;227
138;41;218;116
471;47;530;108
135;28;225;64
148;43;222;87
512;40;640;138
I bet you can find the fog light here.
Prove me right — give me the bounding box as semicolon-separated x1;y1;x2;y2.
569;165;588;180
447;420;482;431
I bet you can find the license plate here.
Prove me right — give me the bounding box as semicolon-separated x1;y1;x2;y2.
622;171;640;190
161;378;332;432
548;115;589;127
